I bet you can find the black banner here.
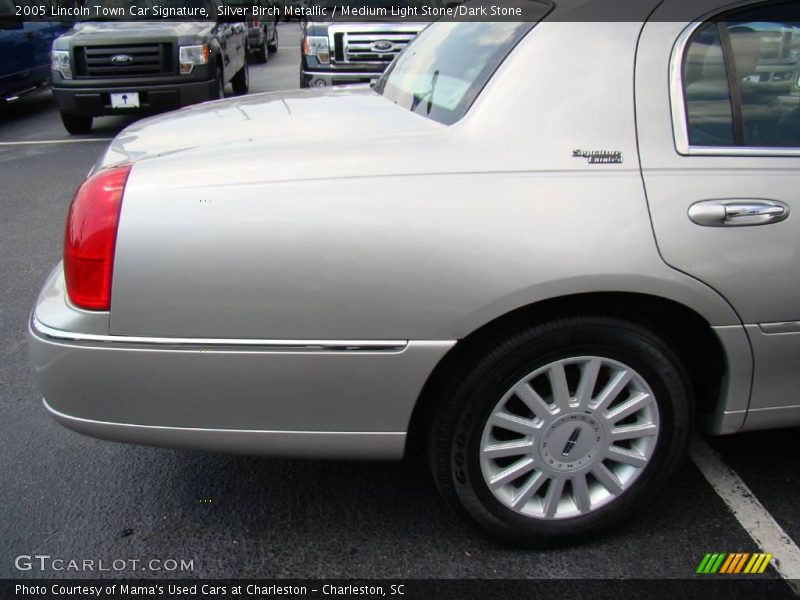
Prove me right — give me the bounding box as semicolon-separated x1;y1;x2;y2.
1;579;799;600
4;0;800;24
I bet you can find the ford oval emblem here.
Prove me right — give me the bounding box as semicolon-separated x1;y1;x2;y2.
110;54;134;65
371;40;395;53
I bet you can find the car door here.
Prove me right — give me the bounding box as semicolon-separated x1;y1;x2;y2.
636;0;800;431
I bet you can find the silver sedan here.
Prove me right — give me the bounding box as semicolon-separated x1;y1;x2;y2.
28;0;800;546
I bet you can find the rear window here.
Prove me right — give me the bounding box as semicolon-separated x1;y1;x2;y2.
374;1;551;125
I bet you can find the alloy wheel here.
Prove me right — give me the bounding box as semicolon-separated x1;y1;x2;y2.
479;356;660;520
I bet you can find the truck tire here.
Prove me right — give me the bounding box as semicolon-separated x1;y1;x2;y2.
232;60;249;95
256;37;268;63
268;26;279;53
212;66;225;100
428;316;693;547
60;112;93;135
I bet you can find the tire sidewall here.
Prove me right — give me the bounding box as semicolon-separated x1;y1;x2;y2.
444;320;692;546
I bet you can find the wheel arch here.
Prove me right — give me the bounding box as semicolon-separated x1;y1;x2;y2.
405;291;735;457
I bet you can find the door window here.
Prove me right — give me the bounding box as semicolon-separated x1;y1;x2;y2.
683;2;800;148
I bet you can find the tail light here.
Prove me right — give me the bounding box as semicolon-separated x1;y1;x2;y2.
253;19;261;28
64;165;131;310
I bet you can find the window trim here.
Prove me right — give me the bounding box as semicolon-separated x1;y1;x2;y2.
670;15;800;157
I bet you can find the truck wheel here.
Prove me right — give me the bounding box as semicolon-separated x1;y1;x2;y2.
212;66;225;100
268;26;279;53
256;38;268;63
60;112;93;135
428;316;693;547
232;60;249;95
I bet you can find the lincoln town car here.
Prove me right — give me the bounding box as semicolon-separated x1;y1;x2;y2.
28;0;800;545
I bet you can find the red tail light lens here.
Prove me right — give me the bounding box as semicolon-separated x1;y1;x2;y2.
64;165;131;310
253;19;261;27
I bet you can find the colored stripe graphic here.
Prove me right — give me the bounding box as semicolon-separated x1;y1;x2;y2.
698;553;727;574
719;554;736;574
733;553;750;573
699;553;773;574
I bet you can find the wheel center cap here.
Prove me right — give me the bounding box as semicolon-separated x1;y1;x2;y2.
540;413;604;472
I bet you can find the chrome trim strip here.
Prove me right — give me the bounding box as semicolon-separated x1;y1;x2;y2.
682;146;800;157
302;70;381;78
759;321;800;335
31;314;408;352
669;20;800;158
669;21;697;156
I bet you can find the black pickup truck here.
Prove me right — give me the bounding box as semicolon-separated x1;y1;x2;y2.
51;1;248;134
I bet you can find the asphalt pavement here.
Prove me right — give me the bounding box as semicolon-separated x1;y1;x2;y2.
1;21;799;593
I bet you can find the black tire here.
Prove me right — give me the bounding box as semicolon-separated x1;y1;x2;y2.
255;38;268;63
428;316;693;547
231;59;249;95
60;112;93;135
268;25;278;53
212;66;225;100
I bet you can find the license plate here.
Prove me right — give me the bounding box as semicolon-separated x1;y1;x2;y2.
110;92;140;109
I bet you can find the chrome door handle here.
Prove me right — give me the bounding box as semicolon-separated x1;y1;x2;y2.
688;199;789;227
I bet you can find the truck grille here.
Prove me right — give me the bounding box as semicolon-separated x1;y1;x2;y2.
334;31;416;64
74;44;175;78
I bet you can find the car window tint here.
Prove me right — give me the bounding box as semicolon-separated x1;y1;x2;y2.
684;24;736;146
727;16;800;147
683;2;800;149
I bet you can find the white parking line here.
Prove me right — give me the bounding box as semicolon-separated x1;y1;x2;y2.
0;139;112;146
690;437;800;595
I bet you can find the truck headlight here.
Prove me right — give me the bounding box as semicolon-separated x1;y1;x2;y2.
179;44;209;75
51;50;72;80
303;36;330;64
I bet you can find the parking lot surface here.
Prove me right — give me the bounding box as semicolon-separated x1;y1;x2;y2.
1;21;799;593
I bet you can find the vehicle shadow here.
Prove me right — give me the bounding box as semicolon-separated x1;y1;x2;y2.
0;91;140;138
0;92;54;124
97;443;757;578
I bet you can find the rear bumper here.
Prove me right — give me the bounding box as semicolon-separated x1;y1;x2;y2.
52;79;216;116
42;398;406;460
28;265;453;458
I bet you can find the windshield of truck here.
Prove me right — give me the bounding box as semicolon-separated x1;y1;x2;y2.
374;9;546;124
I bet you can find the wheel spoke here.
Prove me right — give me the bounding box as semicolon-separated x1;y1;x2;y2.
543;476;566;518
483;439;534;459
605;445;648;468
609;422;658;441
574;357;602;408
548;362;572;412
605;392;652;423
591;369;633;412
572;473;592;514
511;471;547;509
590;463;623;495
489;457;536;488
512;382;554;421
489;412;539;436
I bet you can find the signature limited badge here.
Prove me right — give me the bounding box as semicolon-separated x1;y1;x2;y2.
573;149;623;164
